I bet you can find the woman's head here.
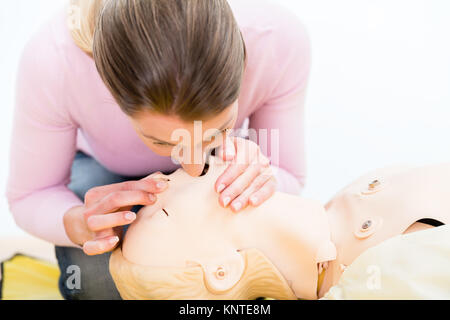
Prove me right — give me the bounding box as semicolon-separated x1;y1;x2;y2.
70;0;247;175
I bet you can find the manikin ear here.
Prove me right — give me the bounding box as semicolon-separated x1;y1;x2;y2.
200;250;245;294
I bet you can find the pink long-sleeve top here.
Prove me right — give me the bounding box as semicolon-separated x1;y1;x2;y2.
6;0;311;247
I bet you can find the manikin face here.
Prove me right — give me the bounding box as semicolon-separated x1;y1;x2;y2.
122;157;336;299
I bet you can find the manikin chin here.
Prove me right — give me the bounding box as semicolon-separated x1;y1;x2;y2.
109;157;449;299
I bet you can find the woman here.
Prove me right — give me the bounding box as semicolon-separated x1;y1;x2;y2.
6;0;311;299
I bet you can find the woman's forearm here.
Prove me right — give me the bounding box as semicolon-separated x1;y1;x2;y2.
7;185;83;247
7;24;83;247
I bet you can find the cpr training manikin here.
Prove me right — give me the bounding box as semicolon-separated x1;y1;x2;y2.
109;156;450;300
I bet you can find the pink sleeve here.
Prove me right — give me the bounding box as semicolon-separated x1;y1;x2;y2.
6;28;83;247
249;12;311;195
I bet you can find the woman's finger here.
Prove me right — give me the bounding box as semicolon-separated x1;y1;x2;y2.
83;235;120;256
84;178;168;207
83;190;157;220
229;167;274;212
86;211;136;232
95;226;122;244
219;163;263;209
215;137;260;193
216;135;236;161
248;176;277;207
215;161;248;194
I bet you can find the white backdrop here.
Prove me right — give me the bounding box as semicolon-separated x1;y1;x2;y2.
1;0;449;238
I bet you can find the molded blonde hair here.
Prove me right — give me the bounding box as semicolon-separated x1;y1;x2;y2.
109;247;297;300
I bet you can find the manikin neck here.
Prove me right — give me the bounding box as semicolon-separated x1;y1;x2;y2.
229;192;337;299
179;158;338;299
312;210;336;298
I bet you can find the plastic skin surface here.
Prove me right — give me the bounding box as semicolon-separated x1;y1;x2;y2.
120;157;335;300
318;163;450;296
114;158;449;299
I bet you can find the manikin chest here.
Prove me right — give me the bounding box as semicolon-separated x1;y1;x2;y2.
319;163;450;297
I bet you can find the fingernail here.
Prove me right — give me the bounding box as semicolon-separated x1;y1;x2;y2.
223;197;231;207
250;196;258;205
109;236;119;245
232;202;242;211
125;212;136;221
157;181;167;189
149;193;156;202
217;184;225;193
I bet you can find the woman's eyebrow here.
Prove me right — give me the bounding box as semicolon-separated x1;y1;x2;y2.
141;133;177;146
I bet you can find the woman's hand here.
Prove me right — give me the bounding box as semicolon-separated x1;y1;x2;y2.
63;176;168;256
215;136;277;212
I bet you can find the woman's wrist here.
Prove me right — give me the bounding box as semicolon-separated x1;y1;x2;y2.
63;205;92;247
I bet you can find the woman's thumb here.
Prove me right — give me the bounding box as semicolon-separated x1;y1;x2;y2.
217;136;236;161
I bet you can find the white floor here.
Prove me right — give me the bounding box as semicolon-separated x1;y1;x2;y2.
1;0;450;247
0;234;56;264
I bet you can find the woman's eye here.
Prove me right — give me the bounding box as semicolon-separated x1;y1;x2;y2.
153;142;171;146
214;128;229;139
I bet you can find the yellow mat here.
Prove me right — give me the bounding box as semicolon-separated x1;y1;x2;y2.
0;254;63;300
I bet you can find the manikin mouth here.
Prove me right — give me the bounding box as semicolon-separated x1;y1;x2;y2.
199;147;218;177
198;147;219;177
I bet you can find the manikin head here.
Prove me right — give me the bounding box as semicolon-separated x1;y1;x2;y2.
109;157;336;299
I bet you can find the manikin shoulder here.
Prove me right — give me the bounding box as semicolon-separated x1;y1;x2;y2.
327;163;450;229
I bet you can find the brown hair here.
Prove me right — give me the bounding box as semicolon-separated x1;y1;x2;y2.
70;0;247;121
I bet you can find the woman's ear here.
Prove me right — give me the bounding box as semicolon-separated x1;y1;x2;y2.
201;251;245;294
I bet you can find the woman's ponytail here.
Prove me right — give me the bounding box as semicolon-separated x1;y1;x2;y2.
68;0;105;56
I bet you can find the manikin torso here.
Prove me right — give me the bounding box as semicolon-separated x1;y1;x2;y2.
318;163;450;296
121;157;449;299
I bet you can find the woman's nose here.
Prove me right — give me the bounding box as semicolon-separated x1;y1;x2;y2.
181;162;206;177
